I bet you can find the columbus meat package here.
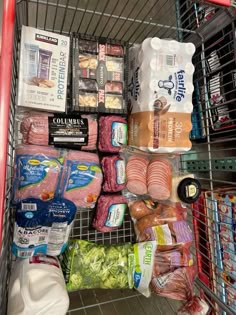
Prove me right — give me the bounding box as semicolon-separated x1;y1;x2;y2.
12;197;77;258
13;145;103;209
17;26;70;112
17;110;98;150
128;37;195;153
72;35;127;113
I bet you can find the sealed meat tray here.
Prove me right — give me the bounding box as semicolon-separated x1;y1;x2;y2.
72;34;128;114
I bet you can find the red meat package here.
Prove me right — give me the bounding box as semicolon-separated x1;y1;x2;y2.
93;194;127;232
101;155;126;192
151;266;209;315
98;115;128;152
152;245;193;277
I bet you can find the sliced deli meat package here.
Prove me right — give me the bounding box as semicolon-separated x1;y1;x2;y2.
60;150;103;208
128;38;195;153
13;145;62;202
17;111;98;150
92;194;127;232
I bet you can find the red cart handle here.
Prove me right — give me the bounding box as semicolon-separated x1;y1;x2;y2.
0;0;16;249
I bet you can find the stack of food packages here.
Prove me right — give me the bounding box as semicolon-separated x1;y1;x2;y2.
12;25;210;314
195;189;236;313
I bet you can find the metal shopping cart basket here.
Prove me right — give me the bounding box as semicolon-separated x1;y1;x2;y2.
1;0;236;314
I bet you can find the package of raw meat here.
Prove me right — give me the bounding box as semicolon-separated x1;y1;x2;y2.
99;115;128;152
92;194;127;232
134;203;187;242
152;244;193;277
151;266;209;315
17;110;98;150
128;38;195;153
13;145;62;202
101;155;126;192
60;150;103;208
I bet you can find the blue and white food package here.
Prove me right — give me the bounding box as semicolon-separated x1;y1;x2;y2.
12;197;77;258
128;38;195;153
17;26;70;112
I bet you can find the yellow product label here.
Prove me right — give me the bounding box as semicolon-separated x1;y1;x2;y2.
154;226;165;245
77;165;88;171
90;165;101;173
28;159;40;165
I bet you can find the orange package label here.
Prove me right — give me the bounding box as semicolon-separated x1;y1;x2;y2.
129;111;192;149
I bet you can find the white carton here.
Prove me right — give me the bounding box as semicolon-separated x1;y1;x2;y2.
128;37;196;153
17;26;70;112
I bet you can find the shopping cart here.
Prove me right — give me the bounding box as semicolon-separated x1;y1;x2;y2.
1;0;236;314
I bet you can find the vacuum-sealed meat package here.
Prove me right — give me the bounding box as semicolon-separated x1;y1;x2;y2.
92;194;127;232
18;111;98;150
99;115;128;152
101;155;126;192
13;145;62;202
61;150;102;208
128;38;195;153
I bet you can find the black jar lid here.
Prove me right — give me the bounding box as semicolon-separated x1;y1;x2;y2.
177;177;201;204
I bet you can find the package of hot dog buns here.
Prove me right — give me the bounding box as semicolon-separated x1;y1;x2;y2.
121;147;201;203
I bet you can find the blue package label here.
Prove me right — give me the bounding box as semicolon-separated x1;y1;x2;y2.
115;160;126;184
17;155;60;190
111;122;127;147
105;203;126;227
65;161;102;191
12;197;77;258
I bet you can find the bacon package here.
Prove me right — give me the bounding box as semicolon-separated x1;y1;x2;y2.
101;155;126;192
128;38;195;153
13;145;62;202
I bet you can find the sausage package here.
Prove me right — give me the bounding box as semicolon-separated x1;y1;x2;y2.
128;38;195;153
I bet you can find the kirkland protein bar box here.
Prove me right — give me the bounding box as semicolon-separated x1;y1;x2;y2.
17;26;70;112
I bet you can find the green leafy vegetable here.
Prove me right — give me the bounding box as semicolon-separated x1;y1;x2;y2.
61;240;134;291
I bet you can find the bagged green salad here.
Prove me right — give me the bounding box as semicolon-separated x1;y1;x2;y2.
61;240;134;290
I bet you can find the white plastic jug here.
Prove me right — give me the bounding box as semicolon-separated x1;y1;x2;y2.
7;255;69;315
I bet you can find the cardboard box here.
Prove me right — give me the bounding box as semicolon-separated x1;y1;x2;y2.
17;26;70;112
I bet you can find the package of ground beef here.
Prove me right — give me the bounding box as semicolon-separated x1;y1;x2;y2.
93;194;127;232
98;115;127;152
101;155;126;192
